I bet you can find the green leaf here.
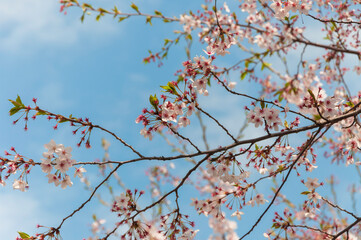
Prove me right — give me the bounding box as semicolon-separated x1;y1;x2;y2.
154;10;162;16
167;82;178;94
261;62;271;71
177;75;184;83
330;20;337;29
307;89;317;102
113;5;118;13
80;13;85;22
207;77;211;87
301;191;311;195
161;85;171;91
98;8;106;13
271;223;280;229
245;60;252;68
277;164;285;172
82;3;93;9
118;16;127;22
240;71;248;80
260;100;265;109
164;39;171;46
36;110;47;115
149;94;159;110
18;231;30;239
9;99;21;108
146;16;152;25
58;118;68;123
16;95;23;105
130;3;140;13
313;114;321;121
96;14;102;21
9;107;21;116
346;101;355;107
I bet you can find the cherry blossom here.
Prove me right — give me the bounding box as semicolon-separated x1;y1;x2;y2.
7;0;361;239
12;179;28;192
231;210;244;220
305;177;321;190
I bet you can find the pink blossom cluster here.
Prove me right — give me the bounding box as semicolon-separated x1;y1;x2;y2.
0;148;33;192
270;0;314;19
247;106;282;131
208;215;239;240
206;160;250;185
40;140;82;189
109;189;199;239
136;54;216;140
160;101;193;127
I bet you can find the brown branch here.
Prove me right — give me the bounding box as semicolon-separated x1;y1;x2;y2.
294;37;360;57
322;197;359;219
289;224;333;237
211;72;316;123
80;105;361;166
332;217;361;239
195;110;210;151
239;127;323;239
308;14;361;25
62;0;177;22
166;123;201;152
52;163;123;234
31;107;144;158
196;106;238;142
101;154;212;239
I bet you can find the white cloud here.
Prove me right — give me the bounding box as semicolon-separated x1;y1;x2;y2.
0;0;116;53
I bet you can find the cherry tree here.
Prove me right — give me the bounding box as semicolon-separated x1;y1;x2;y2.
3;0;361;239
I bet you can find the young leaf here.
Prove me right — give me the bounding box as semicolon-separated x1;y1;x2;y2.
16;95;23;105
118;16;128;22
18;231;30;239
58;118;69;123
9;99;21;107
130;3;140;13
261;62;271;71
240;71;248;80
307;89;317;102
82;3;93;9
37;110;47;116
146;16;152;25
149;94;159;110
9;107;21;116
154;10;162;16
80;13;86;22
260;100;265;109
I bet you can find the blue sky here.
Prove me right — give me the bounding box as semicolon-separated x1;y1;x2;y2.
1;0;361;239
